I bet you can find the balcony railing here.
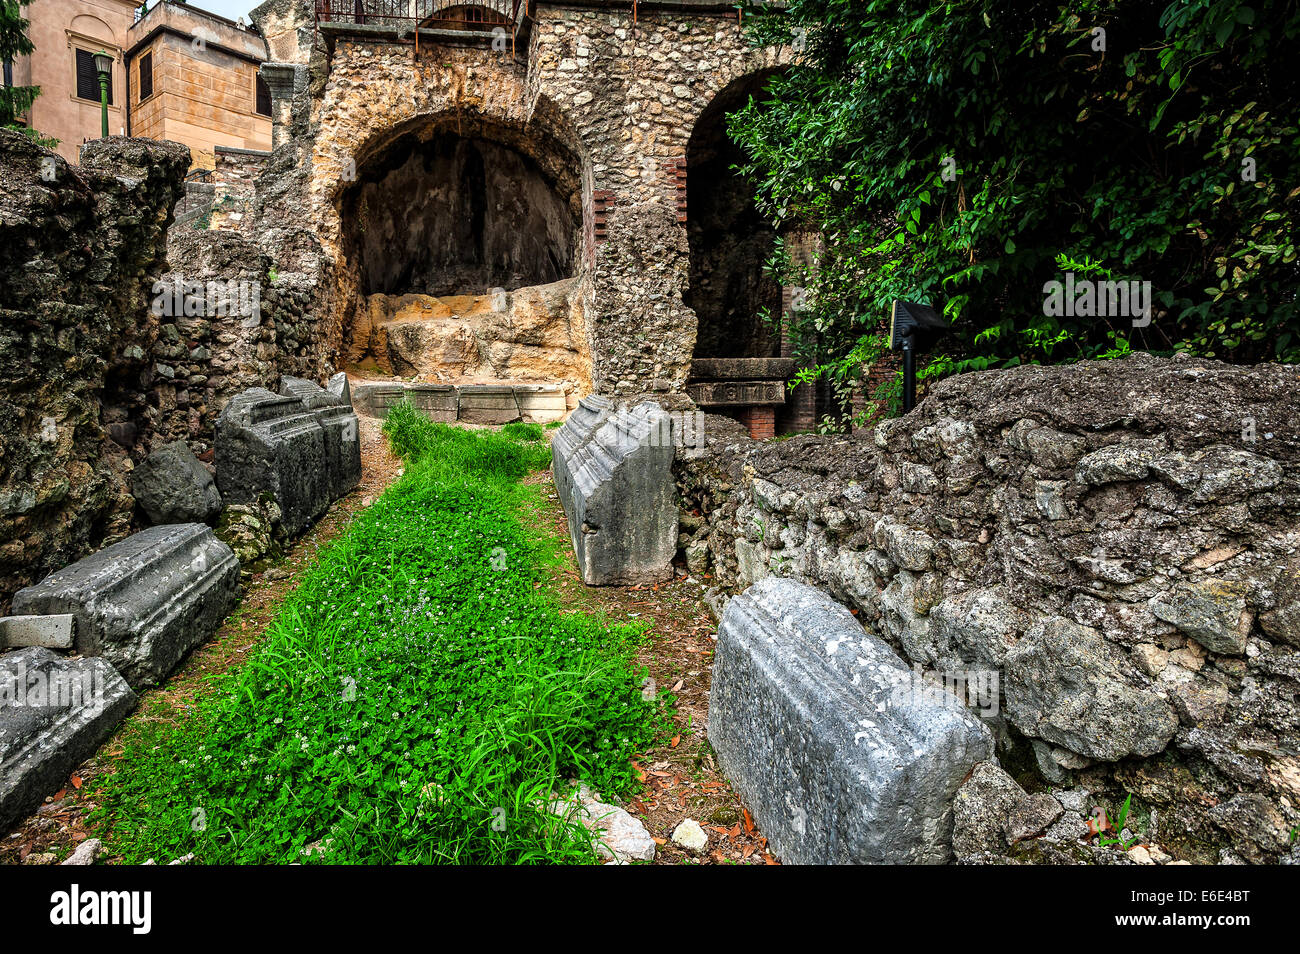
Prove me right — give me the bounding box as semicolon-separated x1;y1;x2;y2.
314;1;527;36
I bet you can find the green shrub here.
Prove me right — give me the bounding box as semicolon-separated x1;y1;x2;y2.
732;0;1300;418
91;406;663;864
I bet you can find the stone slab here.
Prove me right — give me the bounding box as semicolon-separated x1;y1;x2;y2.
407;384;459;422
11;524;241;689
552;397;677;585
709;577;994;864
0;615;74;650
458;385;521;425
515;384;567;424
278;376;362;500
216;388;330;537
689;357;796;381
352;382;410;419
0;648;137;831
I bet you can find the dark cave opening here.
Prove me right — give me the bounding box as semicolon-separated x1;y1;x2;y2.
343;126;580;298
686;72;785;360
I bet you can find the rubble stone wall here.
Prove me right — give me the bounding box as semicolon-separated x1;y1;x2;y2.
675;354;1300;864
0;132;189;610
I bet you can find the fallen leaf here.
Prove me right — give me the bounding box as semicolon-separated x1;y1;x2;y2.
742;808;755;834
70;776;83;790
670;734;680;748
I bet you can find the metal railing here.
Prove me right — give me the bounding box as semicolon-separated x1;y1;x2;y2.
314;1;527;40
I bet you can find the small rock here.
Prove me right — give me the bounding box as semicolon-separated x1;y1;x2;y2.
1005;793;1065;844
1127;845;1154;865
671;818;708;853
60;838;103;865
23;852;58;865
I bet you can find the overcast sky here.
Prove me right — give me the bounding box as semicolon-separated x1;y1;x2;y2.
147;0;262;22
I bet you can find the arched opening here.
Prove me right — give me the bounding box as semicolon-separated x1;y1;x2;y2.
343;122;578;297
685;70;784;360
338;114;590;394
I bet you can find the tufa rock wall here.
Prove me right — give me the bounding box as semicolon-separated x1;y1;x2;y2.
0;132;188;611
677;353;1300;863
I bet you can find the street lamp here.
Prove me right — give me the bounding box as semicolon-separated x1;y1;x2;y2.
888;300;950;413
92;50;113;138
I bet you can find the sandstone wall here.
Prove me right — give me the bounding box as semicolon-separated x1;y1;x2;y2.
676;354;1300;864
0;132;189;610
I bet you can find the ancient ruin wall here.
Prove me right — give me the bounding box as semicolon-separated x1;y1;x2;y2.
676;354;1300;864
247;2;790;393
0;132;189;610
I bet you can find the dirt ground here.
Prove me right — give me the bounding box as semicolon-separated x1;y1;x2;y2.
2;419;770;866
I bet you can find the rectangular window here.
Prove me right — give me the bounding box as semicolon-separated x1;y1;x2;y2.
75;49;113;104
139;52;152;101
255;75;271;117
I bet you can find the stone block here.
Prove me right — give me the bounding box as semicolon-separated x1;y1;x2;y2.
11;524;240;689
0;648;137;831
216;388;329;537
515;384;567;424
0;615;74;650
709;578;994;864
278;375;362;500
352;382;408;419
458;385;521;425
130;440;223;525
407;384;458;422
552;398;677;586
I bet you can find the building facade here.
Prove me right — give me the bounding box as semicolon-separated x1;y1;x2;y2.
9;1;271;169
9;0;138;164
125;1;272;170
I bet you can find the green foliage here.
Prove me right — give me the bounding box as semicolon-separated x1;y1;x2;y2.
91;405;665;864
733;0;1300;415
501;421;545;443
0;1;40;128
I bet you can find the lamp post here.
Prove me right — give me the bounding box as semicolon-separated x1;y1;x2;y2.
92;50;113;138
888;300;951;413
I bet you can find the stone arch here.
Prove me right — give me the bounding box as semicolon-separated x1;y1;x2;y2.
684;66;789;360
310;54;594;391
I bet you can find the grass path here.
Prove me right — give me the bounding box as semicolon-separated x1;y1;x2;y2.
80;407;665;864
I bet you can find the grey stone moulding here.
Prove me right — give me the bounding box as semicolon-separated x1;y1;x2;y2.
11;523;241;690
215;388;330;537
0;648;137;831
278;374;363;502
351;381;567;424
552;397;678;586
709;577;994;864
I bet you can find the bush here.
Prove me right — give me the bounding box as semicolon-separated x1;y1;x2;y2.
732;0;1300;417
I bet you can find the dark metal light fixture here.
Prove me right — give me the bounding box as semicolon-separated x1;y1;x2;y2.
93;50;113;138
888;300;949;413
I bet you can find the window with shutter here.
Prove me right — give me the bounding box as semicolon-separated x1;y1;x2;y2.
75;49;113;104
256;75;271;117
139;52;153;101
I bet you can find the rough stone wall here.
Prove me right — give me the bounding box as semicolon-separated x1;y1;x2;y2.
0;132;189;611
246;2;790;392
149;228;326;457
676;354;1300;864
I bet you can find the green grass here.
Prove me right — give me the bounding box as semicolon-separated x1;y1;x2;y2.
90;403;664;864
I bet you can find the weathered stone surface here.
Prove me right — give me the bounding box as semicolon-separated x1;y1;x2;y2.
277;375;362;500
952;762;1026;861
710;578;993;864
0;614;73;650
0;132;188;610
677;353;1300;863
1005;617;1178;761
552;783;656;864
11;524;240;688
352;382;411;419
552;398;677;586
457;385;522;425
1151;578;1252;654
130;441;223;525
0;648;137;830
215;388;329;537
